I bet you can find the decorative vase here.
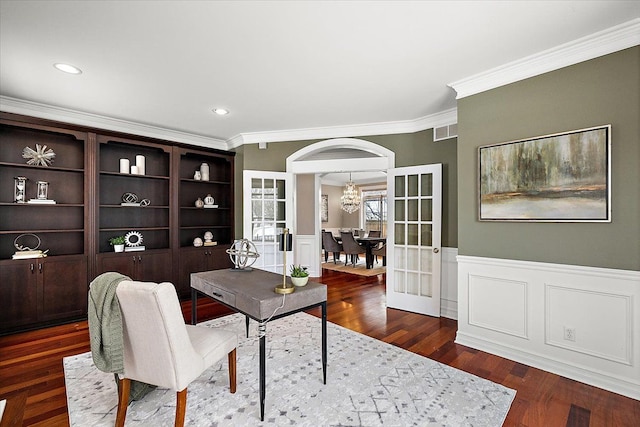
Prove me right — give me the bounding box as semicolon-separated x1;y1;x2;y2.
200;163;209;181
291;276;309;287
204;194;214;205
114;244;125;253
195;197;204;208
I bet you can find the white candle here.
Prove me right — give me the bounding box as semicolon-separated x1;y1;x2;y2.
130;165;139;175
120;158;130;174
135;155;145;175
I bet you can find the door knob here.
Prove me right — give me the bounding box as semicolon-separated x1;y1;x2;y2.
433;248;439;253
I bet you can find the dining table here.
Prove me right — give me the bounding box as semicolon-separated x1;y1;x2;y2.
355;236;386;269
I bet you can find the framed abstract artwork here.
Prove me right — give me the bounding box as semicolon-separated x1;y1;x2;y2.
478;125;611;222
320;194;328;222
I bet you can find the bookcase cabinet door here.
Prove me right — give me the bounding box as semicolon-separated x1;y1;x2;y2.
0;255;87;334
177;246;233;299
40;255;88;322
0;260;39;331
97;250;172;284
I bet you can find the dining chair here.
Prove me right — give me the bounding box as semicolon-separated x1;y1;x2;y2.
340;231;366;266
367;230;381;238
372;243;387;266
322;231;343;263
115;280;238;427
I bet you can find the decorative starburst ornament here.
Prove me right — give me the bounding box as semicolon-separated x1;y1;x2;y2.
23;144;56;167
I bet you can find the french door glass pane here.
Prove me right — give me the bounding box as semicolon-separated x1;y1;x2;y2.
407;247;419;270
421;173;433;196
395;200;405;221
408;174;418;197
420;273;433;297
408;199;418;222
407;272;419;295
264;178;274;195
408;224;418;246
275;179;286;199
394;223;405;245
421;199;432;221
394;270;406;293
394;246;405;269
395;176;405;197
421;248;433;270
421;224;432;246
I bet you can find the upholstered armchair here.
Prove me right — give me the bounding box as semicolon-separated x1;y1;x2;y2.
340;231;366;266
115;280;238;427
322;231;343;263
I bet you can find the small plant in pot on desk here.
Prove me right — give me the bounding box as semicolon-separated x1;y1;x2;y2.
290;264;309;287
109;236;126;252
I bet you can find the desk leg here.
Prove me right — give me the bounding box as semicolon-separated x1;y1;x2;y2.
322;301;327;384
259;321;266;421
191;289;198;325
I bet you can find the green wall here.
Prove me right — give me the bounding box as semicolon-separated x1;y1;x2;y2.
457;46;639;271
234;129;458;248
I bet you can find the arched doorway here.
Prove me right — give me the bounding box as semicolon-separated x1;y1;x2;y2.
286;138;395;276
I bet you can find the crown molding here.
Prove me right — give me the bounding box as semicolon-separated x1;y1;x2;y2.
448;18;640;99
225;108;458;149
0;96;227;150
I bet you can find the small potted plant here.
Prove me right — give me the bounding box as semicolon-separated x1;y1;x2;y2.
109;236;125;253
289;264;309;287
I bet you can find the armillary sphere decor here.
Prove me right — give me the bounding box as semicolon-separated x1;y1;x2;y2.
226;239;260;271
340;173;361;214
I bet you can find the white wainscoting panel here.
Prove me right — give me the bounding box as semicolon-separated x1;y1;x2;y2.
468;275;528;338
546;284;632;365
295;234;319;277
456;255;640;400
440;247;458;320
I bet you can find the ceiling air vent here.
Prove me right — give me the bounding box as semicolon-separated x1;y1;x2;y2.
434;123;458;142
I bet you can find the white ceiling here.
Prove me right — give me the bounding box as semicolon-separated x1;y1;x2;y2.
1;1;639;185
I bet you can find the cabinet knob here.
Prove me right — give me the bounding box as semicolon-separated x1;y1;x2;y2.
138;256;142;262
39;263;43;273
30;263;35;273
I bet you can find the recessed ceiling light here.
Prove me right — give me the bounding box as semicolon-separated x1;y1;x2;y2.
213;108;229;116
54;63;82;74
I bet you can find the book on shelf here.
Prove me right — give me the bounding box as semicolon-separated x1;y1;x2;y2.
204;241;218;246
124;246;146;252
27;199;56;204
120;202;141;207
203;204;219;209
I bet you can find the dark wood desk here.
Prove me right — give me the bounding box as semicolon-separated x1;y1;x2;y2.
190;269;327;421
356;237;386;269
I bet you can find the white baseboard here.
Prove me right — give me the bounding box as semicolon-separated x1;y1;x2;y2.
456;255;640;400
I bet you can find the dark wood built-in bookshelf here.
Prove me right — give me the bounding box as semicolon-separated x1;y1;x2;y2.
0;112;235;334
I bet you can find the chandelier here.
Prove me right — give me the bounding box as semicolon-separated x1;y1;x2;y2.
340;173;361;213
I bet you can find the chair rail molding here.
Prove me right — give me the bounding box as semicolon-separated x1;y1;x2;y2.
456;255;640;400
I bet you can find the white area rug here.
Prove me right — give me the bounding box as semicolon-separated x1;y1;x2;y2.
64;313;515;426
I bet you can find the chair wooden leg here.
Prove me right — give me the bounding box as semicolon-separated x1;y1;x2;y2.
228;348;237;393
175;389;187;427
115;377;130;427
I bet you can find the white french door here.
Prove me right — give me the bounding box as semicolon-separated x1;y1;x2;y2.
386;164;442;316
243;171;292;274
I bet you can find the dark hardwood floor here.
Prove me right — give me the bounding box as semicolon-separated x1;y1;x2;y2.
1;269;638;426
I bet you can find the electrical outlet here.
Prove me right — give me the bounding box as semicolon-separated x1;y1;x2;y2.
563;327;576;342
